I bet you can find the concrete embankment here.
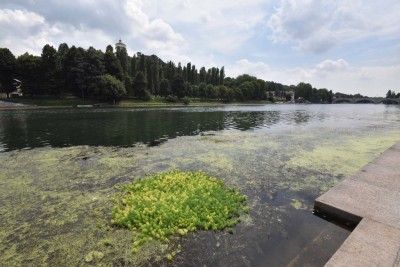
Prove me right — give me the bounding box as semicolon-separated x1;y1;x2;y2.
314;142;400;267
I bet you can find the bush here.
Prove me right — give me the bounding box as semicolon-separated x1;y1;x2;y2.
165;94;178;103
141;90;153;101
182;97;190;105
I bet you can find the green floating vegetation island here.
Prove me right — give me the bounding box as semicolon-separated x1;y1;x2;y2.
112;170;248;257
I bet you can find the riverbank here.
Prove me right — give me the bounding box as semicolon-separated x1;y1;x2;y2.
0;97;275;110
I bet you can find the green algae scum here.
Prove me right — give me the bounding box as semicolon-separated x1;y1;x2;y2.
112;170;247;256
0;104;399;266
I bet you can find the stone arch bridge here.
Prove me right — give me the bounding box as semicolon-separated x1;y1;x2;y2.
333;97;399;104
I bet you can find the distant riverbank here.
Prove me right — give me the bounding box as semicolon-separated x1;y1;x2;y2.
0;97;276;109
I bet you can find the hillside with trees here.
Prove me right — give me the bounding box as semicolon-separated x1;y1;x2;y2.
1;43;343;104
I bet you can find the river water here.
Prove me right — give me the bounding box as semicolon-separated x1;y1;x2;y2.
0;104;399;266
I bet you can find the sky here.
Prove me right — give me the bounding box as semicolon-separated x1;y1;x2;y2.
1;0;400;97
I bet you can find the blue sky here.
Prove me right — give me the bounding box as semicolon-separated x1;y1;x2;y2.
1;0;399;96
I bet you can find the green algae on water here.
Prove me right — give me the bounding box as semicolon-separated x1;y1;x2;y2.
112;170;248;255
289;134;400;176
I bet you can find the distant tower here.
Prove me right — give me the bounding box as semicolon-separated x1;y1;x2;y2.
115;39;126;50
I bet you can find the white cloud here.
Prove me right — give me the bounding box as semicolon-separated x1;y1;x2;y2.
316;59;349;72
227;59;270;78
268;0;400;54
140;0;268;53
0;9;44;26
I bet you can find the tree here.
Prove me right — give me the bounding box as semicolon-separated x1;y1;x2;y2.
148;55;160;95
63;46;86;98
133;71;148;98
295;82;313;101
219;66;225;85
16;53;41;95
198;83;207;99
106;45;113;53
115;46;130;74
88;74;126;101
386;90;396;98
159;78;171;97
0;48;16;98
199;67;207;84
40;44;58;95
218;85;233;102
236;74;257;87
84;47;106;98
164;61;175;82
206;84;218;99
84;47;105;78
56;43;70;93
104;51;123;81
239;81;255;100
139;54;146;73
171;74;185;98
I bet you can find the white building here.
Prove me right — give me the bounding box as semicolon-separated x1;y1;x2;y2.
115;39;126;50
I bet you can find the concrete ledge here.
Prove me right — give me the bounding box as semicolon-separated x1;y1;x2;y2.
325;218;400;267
314;142;400;266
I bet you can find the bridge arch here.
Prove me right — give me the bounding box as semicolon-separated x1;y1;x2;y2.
334;99;353;103
355;99;375;104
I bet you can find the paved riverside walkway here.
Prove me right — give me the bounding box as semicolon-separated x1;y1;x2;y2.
314;142;400;267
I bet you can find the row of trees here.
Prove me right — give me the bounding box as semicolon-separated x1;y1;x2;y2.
1;43;337;103
386;90;400;98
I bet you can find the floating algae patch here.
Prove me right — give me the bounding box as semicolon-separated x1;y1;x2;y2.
0;146;172;266
288;134;400;177
112;170;248;258
277;132;400;194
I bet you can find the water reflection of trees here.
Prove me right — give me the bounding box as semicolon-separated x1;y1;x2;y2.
0;109;228;150
225;110;313;130
0;108;318;151
225;111;280;130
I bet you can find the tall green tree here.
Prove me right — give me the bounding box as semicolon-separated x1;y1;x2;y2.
63;46;86;98
104;51;123;81
164;61;175;81
139;54;146;73
198;83;207;99
159;78;171;97
386;90;396;98
171;74;185;98
199;67;207;84
219;67;225;85
40;44;58;95
16;53;41;95
0;48;16;98
115;46;130;74
56;43;69;94
133;71;148;98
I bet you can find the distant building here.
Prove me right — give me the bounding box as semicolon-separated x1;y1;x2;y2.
115;39;126;51
11;79;23;97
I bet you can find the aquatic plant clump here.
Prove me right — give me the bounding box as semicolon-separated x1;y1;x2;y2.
112;170;248;252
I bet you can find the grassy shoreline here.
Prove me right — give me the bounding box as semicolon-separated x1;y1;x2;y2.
0;97;275;109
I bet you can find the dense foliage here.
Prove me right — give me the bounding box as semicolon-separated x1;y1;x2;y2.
4;42;390;103
112;170;248;254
